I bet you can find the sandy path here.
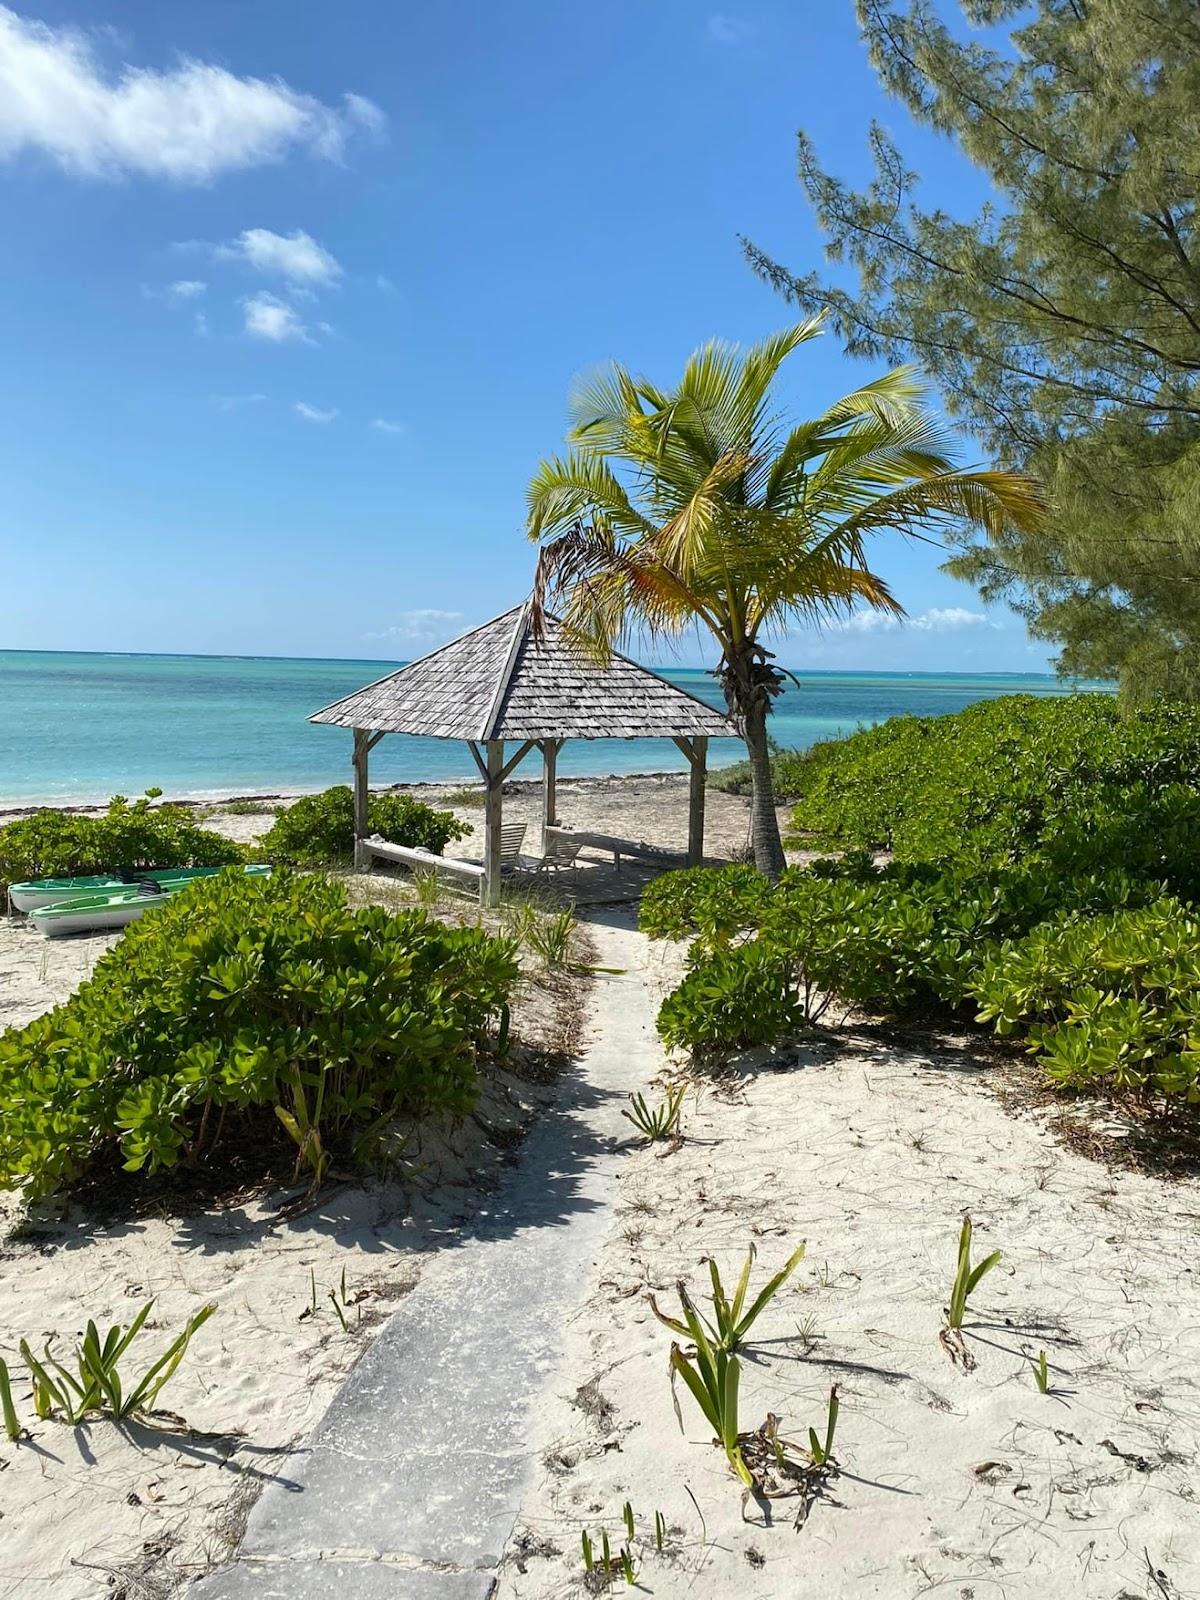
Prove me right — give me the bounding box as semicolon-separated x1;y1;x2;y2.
491;940;1200;1599
196;912;662;1600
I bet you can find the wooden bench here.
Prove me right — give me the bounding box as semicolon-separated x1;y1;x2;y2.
543;825;684;874
356;834;487;898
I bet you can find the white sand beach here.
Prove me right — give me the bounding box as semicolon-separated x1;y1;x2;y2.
493;938;1200;1599
2;786;1198;1599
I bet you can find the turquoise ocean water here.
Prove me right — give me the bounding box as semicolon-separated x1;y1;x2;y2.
0;650;1105;809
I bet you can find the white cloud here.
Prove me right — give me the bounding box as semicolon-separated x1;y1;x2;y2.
211;392;266;411
912;607;993;632
294;401;338;423
242;291;311;344
0;6;384;182
706;13;757;46
370;417;405;436
828;605;994;636
217;227;340;285
193;309;210;338
366;609;464;645
167;278;206;300
375;273;397;294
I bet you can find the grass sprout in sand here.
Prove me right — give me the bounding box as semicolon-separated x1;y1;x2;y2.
941;1214;1002;1368
651;1241;805;1355
15;1300;215;1428
621;1085;685;1143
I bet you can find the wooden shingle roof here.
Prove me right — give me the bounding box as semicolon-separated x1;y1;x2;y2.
309;603;734;741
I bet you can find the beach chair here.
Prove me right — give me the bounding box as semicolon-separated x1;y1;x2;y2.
499;821;528;874
535;831;583;878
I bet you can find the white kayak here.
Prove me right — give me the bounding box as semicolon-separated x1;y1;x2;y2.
28;865;273;938
10;863;271;914
31;882;180;938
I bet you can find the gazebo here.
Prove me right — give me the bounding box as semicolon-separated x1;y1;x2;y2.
309;602;735;904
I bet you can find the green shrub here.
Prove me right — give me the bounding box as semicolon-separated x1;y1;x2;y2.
259;786;470;866
0;869;518;1197
707;744;815;801
657;697;1200;1109
785;695;1200;887
658;941;804;1062
639;864;771;949
0;793;242;897
648;854;1167;1061
971;900;1200;1100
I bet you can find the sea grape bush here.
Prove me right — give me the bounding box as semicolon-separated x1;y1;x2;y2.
643;854;1161;1062
784;694;1200;893
0;792;242;896
650;695;1200;1107
971;900;1200;1101
259;785;470;866
658;941;804;1062
0;869;518;1197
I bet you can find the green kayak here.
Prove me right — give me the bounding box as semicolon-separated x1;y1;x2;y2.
9;864;272;914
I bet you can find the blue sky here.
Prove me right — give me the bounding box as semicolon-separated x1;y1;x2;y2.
0;1;1054;672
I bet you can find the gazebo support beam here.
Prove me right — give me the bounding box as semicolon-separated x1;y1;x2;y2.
672;735;709;867
539;739;561;836
352;728;370;869
352;729;388;870
482;740;504;908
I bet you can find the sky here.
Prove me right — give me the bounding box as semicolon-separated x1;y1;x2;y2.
0;1;1056;673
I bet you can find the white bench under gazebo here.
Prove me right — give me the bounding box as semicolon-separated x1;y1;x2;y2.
308;602;735;905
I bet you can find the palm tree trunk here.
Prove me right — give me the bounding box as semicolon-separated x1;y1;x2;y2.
742;695;786;879
722;644;787;880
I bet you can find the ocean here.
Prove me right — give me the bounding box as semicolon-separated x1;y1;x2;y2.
0;650;1105;809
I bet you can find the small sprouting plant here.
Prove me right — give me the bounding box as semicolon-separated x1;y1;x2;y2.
526;907;575;969
946;1216;1002;1331
581;1527;636;1588
807;1386;839;1466
304;1265;359;1332
621;1085;685;1143
651;1242;806;1355
0;1359;22;1441
411;868;443;907
667;1302;752;1486
19;1301;216;1424
654;1509;666;1553
1029;1349;1050;1393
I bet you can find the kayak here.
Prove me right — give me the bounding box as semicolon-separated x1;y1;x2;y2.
31;882;183;938
31;866;277;937
9;864;271;914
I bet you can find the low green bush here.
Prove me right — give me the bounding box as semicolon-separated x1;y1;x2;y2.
707;744;815;801
0;869;518;1197
259;786;470;866
644;854;1168;1063
0;792;242;897
658;941;804;1063
971;900;1200;1101
784;694;1200;883
653;696;1200;1115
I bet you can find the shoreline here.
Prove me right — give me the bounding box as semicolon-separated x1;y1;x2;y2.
0;768;701;821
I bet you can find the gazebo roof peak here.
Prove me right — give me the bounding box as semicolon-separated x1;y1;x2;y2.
309;600;733;742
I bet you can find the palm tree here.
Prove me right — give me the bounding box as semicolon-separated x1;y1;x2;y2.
526;320;1044;877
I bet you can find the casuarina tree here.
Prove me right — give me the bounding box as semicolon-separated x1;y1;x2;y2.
746;0;1200;704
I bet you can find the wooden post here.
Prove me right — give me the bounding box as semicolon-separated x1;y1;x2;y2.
541;739;559;838
482;739;504;908
687;736;708;866
352;728;370;871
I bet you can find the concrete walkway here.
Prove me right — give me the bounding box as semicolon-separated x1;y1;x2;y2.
195;911;657;1600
